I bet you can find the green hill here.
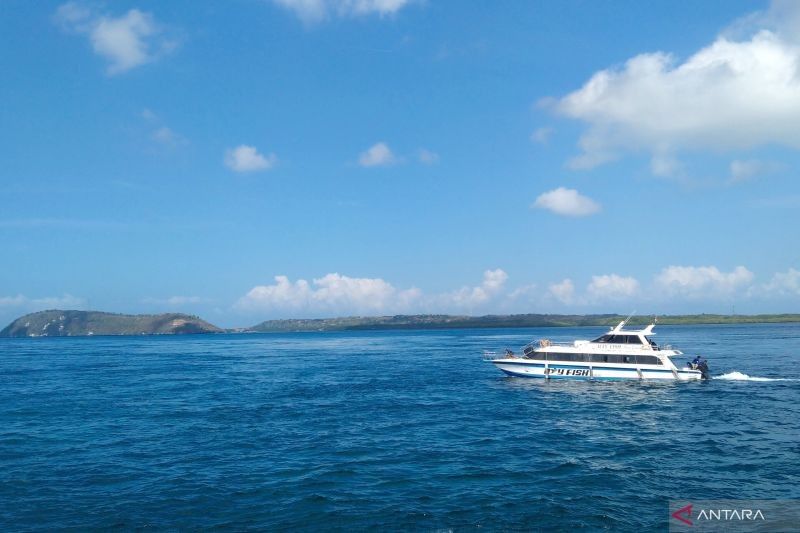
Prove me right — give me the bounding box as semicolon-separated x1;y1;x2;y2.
0;310;223;337
248;313;800;332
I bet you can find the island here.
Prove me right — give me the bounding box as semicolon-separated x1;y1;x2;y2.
2;310;799;338
248;313;800;332
0;310;222;337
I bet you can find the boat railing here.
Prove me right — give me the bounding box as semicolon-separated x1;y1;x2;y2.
482;350;515;361
482;350;499;360
523;339;574;349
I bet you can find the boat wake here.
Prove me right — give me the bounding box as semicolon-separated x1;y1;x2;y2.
714;371;797;382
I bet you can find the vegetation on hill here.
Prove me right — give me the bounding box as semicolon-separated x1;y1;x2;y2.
0;310;223;337
2;310;798;338
248;313;800;332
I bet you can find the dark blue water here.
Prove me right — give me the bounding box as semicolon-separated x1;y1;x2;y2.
2;324;799;530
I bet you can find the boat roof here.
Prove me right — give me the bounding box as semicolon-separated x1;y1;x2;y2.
607;321;656;335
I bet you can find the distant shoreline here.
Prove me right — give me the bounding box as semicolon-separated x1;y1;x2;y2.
2;310;799;338
247;313;800;333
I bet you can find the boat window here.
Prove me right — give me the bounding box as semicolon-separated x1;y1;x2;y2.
592;334;613;343
637;355;662;365
540;353;663;365
523;345;535;356
626;336;643;344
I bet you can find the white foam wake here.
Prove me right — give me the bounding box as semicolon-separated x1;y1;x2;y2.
714;371;793;382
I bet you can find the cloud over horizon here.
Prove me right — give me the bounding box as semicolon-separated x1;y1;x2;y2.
236;269;509;316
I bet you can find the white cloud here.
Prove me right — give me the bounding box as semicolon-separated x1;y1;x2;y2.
440;269;508;308
151;126;186;147
761;268;800;296
729;159;782;182
530;127;553;144
655;265;754;297
418;148;439;164
509;283;538;300
650;152;682;178
224;145;277;173
587;274;640;301
358;142;397;167
532;187;601;217
272;0;413;23
548;279;575;304
553;3;800;172
140;109;187;147
55;3;176;75
0;294;86;310
236;269;508;315
236;273;420;314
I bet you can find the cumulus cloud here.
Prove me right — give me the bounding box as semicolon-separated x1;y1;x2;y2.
655;265;754;297
761;268;800;296
225;145;277;173
358;142;397;167
586;274;640;302
272;0;413;24
236;273;420;314
509;283;538;301
548;279;575;304
553;2;800;172
55;2;177;75
532;187;601;217
237;269;509;315
438;269;508;308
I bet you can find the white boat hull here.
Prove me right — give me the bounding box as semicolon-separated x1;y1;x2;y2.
492;359;703;381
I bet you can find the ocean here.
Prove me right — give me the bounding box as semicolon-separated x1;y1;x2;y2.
1;324;799;530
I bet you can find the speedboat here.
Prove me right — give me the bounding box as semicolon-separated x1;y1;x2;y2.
485;320;709;381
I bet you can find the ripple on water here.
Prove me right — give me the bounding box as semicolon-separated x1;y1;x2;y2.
1;325;800;530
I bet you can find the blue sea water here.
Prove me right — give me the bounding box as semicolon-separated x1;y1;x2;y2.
1;324;799;531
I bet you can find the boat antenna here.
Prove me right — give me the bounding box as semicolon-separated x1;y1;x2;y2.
621;310;636;328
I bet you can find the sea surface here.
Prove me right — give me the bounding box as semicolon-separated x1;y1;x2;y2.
1;324;799;531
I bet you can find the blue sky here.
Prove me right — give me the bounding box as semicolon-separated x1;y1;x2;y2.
2;0;799;327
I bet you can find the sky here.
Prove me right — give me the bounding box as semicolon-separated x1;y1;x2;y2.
1;0;799;327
